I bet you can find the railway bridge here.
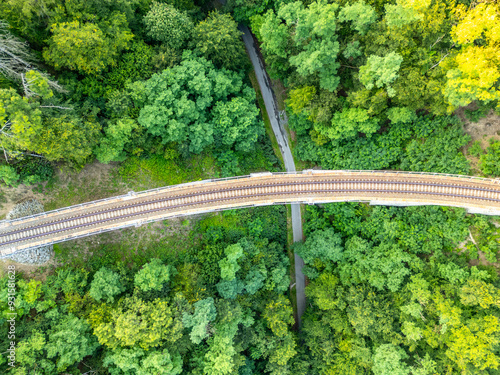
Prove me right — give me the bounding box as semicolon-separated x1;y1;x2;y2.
1;170;500;258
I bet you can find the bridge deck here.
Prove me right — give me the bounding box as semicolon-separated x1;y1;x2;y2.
1;170;500;257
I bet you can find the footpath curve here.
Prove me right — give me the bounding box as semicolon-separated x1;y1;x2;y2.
239;26;307;326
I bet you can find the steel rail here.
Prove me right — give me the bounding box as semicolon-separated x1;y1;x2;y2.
2;186;500;246
1;179;499;238
1;171;500;257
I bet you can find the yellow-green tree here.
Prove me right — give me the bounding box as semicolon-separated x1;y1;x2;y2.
443;1;500;110
43;14;133;74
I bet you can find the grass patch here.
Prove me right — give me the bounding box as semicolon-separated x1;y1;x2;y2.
119;153;220;189
53;218;198;272
41;154;220;211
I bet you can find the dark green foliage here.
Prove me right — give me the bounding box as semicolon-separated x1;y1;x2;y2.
136;52;264;155
0;204;294;375
294;113;471;174
13;158;53;185
479;139;500;177
299;202;500;374
192;11;248;71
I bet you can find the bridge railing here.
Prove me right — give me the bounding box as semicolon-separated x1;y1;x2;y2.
1;170;499;225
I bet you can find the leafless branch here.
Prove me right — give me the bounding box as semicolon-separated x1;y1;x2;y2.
39;105;73;110
0;21;66;93
429;43;455;70
429;35;445;50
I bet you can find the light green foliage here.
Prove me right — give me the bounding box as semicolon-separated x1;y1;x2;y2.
0;88;99;164
219;243;244;280
15;330;56;374
438;262;468;285
25;70;53;99
134;258;173;292
95;118;137;163
137;53;262;155
261;0;340;91
0;87;43;152
446;315;500;372
92;297;182;350
385;3;421;28
32;115;101;165
0;165;19;186
144;2;192;50
479;140;500;176
338;1;378;35
262;294;295;337
43;14;133;74
211;88;263;152
359;52;404;97
89;267;125;303
319;107;379;140
459;280;500;309
182;297;217;344
203;333;237;375
287;86;316;115
372;344;410;375
192;12;247;71
340;237;415;292
46;315;99;372
104;348;183;375
386;107;417;124
343;40;363;59
295;228;343;265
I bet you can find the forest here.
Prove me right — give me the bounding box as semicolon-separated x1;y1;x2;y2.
1;0;500;374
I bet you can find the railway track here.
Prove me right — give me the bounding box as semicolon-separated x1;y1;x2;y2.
1;170;500;257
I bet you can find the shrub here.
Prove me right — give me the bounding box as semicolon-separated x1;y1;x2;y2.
0;164;19;186
479;140;500;176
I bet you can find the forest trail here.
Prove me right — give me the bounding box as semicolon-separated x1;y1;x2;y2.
239;25;307;327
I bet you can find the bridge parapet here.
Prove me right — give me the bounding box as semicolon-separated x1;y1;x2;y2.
1;170;500;257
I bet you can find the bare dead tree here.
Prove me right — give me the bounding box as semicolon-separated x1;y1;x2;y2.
0;21;66;93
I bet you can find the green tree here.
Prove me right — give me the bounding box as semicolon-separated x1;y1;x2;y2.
134;259;173;292
479;140;500;177
192;12;247;71
317;107;379;140
262;294;295;337
95;118;137;163
0;165;19;186
295;228;343;264
372;344;410;375
0;87;100;164
219;243;244;281
14;330;56;374
92;297;182;350
43;14;133;74
338;0;377;35
211;87;263;152
137;53;262;154
260;0;340;91
359;52;404;97
104;347;183;375
144;2;192;50
182;297;217;344
89;267;125;303
46;315;99;372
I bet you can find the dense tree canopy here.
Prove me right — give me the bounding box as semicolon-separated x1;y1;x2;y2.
136;52;263;154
